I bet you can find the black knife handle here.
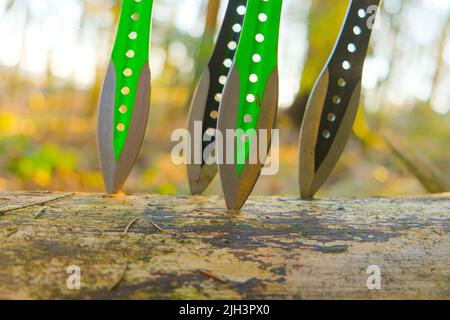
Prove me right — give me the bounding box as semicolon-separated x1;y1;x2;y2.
201;0;247;161
315;0;381;170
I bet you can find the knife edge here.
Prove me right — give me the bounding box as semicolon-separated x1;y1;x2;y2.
218;66;279;210
187;68;218;194
98;62;151;193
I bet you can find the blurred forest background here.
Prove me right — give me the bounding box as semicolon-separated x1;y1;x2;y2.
0;0;448;197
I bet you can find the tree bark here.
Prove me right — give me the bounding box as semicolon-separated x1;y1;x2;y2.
0;192;448;299
204;0;221;36
194;0;221;78
185;0;222;110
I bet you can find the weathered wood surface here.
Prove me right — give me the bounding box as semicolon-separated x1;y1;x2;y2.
0;191;448;300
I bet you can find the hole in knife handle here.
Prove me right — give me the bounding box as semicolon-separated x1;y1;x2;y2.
332;95;341;104
237;5;246;15
227;41;237;50
121;87;130;95
131;13;140;21
232;23;242;33
322;130;331;139
219;75;227;85
342;60;351;70
258;13;268;22
244;114;253;123
337;78;346;87
249;74;258;83
223;58;233;68
255;33;265;43
327;113;336;122
347;43;356;53
123;68;133;77
358;8;367;18
117;123;126;132
353;26;362;35
128;31;138;40
252;54;261;63
210;110;218;120
119;105;128;114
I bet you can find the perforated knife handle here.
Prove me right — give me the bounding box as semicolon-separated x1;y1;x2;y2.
233;0;283;174
200;0;247;160
314;0;381;169
111;0;153;159
98;0;153;193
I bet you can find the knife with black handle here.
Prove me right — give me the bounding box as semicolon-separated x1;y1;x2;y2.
299;0;381;199
187;0;247;195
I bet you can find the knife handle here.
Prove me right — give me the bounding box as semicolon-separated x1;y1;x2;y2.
233;0;283;174
110;0;153;159
314;0;380;169
200;0;247;157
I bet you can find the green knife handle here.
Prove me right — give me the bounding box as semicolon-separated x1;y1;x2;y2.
111;0;153;159
234;0;283;174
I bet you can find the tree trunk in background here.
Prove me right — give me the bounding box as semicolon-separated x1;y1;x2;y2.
196;0;221;77
286;0;349;127
185;0;221;110
430;16;450;105
204;0;221;35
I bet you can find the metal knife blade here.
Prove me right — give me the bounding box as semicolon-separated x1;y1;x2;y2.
98;0;153;194
187;0;247;195
299;0;381;199
217;0;283;210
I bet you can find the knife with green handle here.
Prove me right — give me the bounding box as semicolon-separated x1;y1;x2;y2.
217;0;283;210
187;0;247;195
299;0;381;199
98;0;153;194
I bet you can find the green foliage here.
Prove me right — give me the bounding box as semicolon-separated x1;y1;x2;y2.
1;135;76;186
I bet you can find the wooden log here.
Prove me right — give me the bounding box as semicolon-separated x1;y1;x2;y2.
0;191;448;300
